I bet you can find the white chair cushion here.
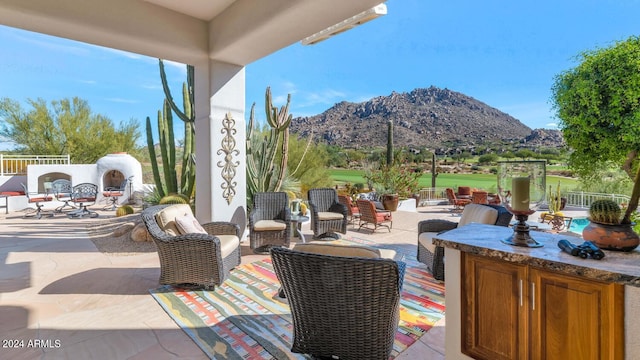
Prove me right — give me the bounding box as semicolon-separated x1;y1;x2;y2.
459;204;498;227
217;234;240;258
418;232;439;254
155;204;193;236
293;243;380;259
175;212;207;234
254;219;287;231
317;212;344;221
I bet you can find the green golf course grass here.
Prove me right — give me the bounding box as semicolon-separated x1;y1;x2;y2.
328;168;579;192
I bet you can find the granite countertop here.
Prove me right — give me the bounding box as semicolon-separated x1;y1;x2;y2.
432;223;640;287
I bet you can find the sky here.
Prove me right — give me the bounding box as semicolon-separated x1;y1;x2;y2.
1;0;639;150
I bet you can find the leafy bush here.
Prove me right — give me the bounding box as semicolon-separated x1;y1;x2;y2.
364;164;421;198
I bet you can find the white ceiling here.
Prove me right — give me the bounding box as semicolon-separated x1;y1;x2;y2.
0;0;385;65
143;0;237;21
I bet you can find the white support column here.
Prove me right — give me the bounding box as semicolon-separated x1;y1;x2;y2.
194;60;247;237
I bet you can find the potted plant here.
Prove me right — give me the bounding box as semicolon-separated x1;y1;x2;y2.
582;199;640;251
364;164;421;211
540;182;566;221
552;36;640;249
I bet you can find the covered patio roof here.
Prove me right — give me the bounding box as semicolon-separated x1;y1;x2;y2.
0;0;386;225
0;0;386;65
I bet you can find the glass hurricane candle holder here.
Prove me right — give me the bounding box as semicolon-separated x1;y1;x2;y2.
497;161;546;247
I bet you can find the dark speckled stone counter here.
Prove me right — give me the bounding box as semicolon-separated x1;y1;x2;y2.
432;223;640;287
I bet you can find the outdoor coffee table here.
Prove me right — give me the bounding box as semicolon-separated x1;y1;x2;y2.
290;214;309;243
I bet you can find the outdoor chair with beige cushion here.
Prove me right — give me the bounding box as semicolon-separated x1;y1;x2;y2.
307;188;348;240
417;203;512;281
270;243;405;359
249;192;291;253
141;204;241;289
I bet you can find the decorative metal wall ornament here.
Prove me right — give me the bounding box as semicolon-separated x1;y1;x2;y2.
217;112;240;204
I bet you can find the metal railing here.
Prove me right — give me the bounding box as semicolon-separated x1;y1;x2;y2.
418;187;448;205
416;187;631;210
0;154;71;176
565;191;630;209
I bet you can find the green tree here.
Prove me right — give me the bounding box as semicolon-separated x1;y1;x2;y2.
514;149;535;160
287;135;332;193
0;97;140;163
478;153;499;165
551;35;640;223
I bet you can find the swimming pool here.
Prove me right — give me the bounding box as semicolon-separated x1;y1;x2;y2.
568;217;590;234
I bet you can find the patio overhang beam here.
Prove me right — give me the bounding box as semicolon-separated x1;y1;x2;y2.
300;3;387;45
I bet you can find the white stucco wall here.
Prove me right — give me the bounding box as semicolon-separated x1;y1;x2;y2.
25;153;143;206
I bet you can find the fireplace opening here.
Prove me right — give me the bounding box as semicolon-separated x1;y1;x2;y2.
103;170;125;191
38;172;71;193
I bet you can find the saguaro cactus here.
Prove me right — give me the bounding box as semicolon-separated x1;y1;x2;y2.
386;120;394;166
146;59;196;199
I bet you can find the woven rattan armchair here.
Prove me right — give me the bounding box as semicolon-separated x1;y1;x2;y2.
270;246;405;360
141;204;241;289
307;188;348;239
417;204;512;280
249;192;291;252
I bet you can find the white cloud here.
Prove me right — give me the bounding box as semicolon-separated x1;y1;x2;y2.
105;98;139;104
12;31;90;57
78;80;97;85
141;83;162;90
298;88;346;108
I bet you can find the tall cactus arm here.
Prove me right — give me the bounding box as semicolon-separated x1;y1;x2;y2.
158;100;178;194
159;59;195;123
146;115;166;197
181;120;196;197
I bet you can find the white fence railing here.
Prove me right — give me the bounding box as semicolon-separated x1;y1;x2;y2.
0;154;71;176
418;187;448;205
565;191;631;209
416;187;631;210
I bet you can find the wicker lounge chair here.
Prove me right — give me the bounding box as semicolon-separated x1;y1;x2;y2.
249;192;291;253
141;204;241;289
307;188;348;239
417;203;512;280
270;244;405;360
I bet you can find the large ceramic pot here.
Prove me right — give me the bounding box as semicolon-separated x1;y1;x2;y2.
381;194;399;212
582;221;640;252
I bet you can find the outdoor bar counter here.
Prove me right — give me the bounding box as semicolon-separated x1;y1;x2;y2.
433;223;640;360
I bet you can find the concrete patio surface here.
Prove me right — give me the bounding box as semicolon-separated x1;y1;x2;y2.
0;203;587;359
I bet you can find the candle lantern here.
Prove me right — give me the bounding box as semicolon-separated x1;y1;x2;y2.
497;161;546;247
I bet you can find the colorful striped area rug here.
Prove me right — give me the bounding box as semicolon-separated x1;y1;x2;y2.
149;238;445;359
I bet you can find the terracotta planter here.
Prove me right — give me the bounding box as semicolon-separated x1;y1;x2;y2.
582;221;640;252
381;194;399;211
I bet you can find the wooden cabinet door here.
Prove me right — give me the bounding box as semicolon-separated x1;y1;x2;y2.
462;254;528;360
529;268;624;360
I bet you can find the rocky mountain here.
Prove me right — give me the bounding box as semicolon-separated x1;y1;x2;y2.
290;86;564;153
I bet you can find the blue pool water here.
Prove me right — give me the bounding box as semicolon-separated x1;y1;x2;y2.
568;217;590;234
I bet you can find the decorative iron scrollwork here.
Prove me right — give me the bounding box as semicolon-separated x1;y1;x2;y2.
217;112;240;204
